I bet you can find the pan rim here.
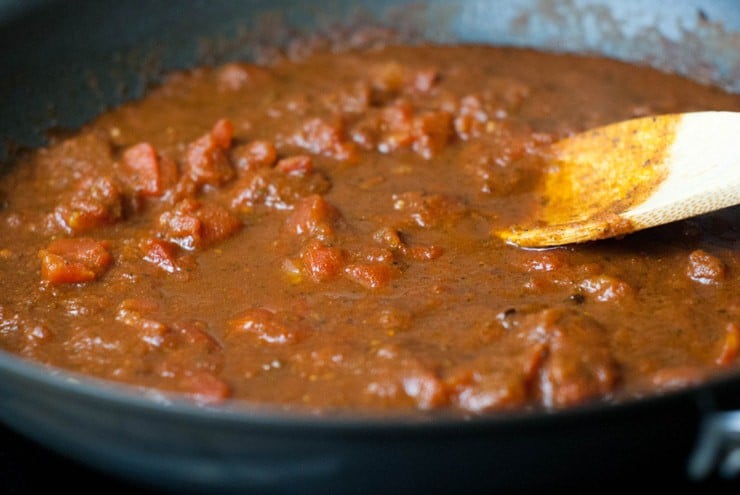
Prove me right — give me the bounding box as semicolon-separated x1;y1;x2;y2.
0;345;731;432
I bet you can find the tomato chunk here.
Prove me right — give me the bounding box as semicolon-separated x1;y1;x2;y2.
378;100;415;152
687;249;726;285
344;263;394;289
211;118;234;149
404;244;444;261
180;371;231;404
173;320;221;350
158;200;202;250
292;117;356;162
56;176;122;233
39;238;112;284
115;298;170;348
301;240;344;282
184;119;235;188
412;68;439;93
579;275;632;302
197;202;242;245
517;250;568;272
232;140;277;173
527;309;617;408
411;111;453;159
227;308;310;345
141;238;180;273
158;199;241;250
391;191;467;228
371;62;406;93
285;195;340;237
120;142;178;196
276;155;313;176
230;168;331;213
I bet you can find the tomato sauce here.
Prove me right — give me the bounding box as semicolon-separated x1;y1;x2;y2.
0;45;738;414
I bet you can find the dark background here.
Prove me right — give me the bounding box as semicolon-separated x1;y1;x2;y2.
1;424;157;494
2;421;739;495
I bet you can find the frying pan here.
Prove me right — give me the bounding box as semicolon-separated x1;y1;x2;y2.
0;1;739;493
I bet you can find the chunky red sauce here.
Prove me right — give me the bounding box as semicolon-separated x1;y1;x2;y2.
0;45;738;414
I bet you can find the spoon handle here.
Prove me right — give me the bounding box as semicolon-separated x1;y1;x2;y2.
624;111;740;228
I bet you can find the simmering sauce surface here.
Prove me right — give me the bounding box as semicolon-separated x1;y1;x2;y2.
0;45;738;414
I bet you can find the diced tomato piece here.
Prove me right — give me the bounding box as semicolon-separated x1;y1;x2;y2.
373;227;404;249
344;263;394;289
365;356;448;410
445;346;545;413
292;117;356;162
276;155;313;176
391;191;467;228
285;195;340;237
228;172;268;212
39;238;112;284
184;123;235;188
115;298;170;348
122;143;158;193
412;68;439;93
158;157;179;191
56;176;123;233
141;238;180;273
196;202;242;245
353;246;395;264
173;320;221;350
452;371;529;413
411;111;453;159
384;100;414;129
349;115;381;150
227;308;309;345
230;166;332;213
166;175;198;204
454;95;488;140
232;140;277;173
405;245;444;261
579;275;632;302
158;199;202;250
518;250;568;272
211;118;234;150
121;142;178;196
180;371;231;404
401;369;448;410
158;199;241;250
117;297;160;313
379;100;414;152
40;252;95;284
301;240;344;282
339;81;371;114
525;309;617;408
377;102;460;158
687;249;726;285
370;61;406;92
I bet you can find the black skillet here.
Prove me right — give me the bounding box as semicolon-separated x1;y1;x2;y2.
0;1;739;493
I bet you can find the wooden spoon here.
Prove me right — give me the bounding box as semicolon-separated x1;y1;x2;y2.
499;111;740;247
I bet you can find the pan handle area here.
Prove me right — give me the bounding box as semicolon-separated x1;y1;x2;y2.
689;410;740;480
